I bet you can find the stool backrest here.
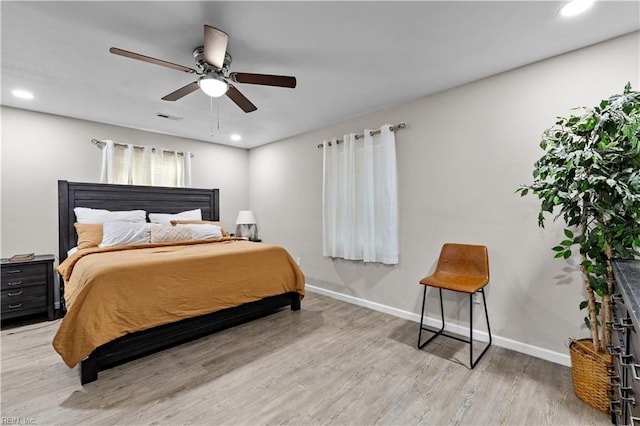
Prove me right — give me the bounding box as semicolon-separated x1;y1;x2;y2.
436;243;489;282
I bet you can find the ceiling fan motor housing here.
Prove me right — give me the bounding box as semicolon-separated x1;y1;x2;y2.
193;46;231;77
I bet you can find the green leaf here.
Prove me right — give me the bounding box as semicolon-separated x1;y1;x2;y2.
563;250;572;259
579;301;588;310
564;229;574;238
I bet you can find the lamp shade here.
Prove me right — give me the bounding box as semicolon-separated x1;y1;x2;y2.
199;75;228;97
236;210;256;225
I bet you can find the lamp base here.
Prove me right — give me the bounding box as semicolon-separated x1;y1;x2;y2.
235;224;258;240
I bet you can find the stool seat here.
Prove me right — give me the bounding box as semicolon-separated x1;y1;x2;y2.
420;271;488;293
417;242;492;369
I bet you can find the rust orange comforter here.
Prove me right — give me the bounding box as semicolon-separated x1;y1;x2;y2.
53;238;305;367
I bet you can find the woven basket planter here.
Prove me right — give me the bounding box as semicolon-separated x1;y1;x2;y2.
569;338;612;413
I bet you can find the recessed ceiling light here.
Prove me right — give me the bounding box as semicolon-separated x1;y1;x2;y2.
11;89;34;100
230;134;242;142
559;0;595;17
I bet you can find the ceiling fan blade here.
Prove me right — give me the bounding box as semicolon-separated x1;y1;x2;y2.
230;72;297;88
110;47;196;74
162;81;200;101
226;85;257;113
204;25;229;69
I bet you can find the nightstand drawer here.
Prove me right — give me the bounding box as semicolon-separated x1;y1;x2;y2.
1;285;46;302
1;263;47;290
1;297;46;314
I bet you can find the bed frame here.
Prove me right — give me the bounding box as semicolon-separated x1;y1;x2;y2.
58;180;300;384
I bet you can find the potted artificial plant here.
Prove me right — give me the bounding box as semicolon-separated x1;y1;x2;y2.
517;83;640;412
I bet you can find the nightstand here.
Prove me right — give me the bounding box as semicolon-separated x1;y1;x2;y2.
1;255;55;322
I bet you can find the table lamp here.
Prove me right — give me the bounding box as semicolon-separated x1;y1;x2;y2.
235;210;257;240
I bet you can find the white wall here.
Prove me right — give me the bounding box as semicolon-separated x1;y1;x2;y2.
249;32;640;364
1;107;249;258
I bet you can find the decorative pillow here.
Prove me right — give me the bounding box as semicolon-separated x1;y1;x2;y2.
150;224;193;243
176;224;223;240
74;223;103;250
74;207;146;224
99;222;151;248
170;220;229;237
148;209;202;226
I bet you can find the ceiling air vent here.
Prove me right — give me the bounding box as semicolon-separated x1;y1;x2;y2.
156;113;183;121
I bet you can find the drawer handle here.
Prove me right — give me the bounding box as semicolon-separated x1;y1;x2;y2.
608;345;622;355
610;399;622;415
6;281;22;286
608;319;634;331
4;269;21;274
7;291;22;297
619;386;635;404
620;353;634;367
631;364;640;381
8;303;22;309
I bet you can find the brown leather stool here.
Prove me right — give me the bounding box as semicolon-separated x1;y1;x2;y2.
417;243;492;368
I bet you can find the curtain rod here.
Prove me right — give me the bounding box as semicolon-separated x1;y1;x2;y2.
91;139;195;158
317;122;406;149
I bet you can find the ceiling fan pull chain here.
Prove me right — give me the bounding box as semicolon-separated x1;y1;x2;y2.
209;97;221;137
210;96;214;137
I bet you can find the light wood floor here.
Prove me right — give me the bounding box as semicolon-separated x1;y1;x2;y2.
1;292;607;425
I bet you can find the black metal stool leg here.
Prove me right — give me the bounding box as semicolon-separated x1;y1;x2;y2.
482;289;492;346
417;286;445;349
469;293;474;368
469;288;492;368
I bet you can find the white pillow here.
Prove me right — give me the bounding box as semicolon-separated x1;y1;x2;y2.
99;222;151;248
177;224;223;240
148;209;202;226
75;207;146;224
150;224;193;243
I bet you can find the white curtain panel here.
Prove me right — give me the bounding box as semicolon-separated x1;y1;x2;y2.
183;150;192;188
322;125;399;264
99;140;115;184
100;142;192;188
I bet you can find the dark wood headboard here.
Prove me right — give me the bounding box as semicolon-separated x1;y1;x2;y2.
58;181;220;262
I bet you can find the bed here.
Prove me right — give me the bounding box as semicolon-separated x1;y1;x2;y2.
55;180;304;384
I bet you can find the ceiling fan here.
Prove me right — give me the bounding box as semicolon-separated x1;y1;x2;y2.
110;25;296;113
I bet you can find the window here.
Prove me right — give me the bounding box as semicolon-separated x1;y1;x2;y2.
100;140;192;187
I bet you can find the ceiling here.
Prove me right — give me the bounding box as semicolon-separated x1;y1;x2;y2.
2;1;639;149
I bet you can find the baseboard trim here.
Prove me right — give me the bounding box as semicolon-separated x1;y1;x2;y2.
305;284;571;367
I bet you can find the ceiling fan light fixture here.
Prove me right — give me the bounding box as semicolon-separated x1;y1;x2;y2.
199;75;228;97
